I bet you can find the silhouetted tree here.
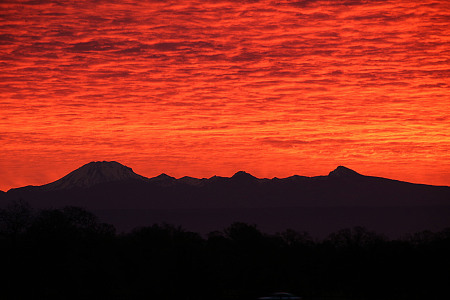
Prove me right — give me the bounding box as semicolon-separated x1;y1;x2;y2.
326;226;386;249
0;199;33;238
2;202;449;300
5;206;118;299
278;228;313;247
224;222;263;245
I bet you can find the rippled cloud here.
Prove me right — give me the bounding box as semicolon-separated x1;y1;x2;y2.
0;0;449;189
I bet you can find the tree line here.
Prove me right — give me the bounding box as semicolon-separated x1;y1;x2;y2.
1;200;449;300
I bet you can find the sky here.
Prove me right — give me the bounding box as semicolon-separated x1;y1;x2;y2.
1;0;449;191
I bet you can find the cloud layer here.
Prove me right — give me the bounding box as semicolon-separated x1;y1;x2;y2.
0;0;449;189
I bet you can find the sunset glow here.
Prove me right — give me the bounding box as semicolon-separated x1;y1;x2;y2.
1;0;449;190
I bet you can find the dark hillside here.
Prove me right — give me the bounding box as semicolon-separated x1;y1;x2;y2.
3;162;450;237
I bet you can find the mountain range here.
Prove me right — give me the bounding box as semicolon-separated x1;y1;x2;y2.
2;161;450;237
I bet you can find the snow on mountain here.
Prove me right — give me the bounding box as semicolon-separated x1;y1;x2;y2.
41;161;148;191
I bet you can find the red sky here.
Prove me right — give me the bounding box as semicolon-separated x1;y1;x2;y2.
1;0;449;190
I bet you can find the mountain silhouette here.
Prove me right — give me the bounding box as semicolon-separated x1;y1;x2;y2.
328;165;362;177
41;161;148;191
231;171;258;180
2;161;450;237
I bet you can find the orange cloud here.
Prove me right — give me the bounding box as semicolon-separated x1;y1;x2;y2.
0;0;449;190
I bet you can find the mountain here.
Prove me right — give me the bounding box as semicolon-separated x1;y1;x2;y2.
328;165;362;177
178;176;204;186
231;171;259;181
4;161;450;208
3;161;450;237
41;161;148;191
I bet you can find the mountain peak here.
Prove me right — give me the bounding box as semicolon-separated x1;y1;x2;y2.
151;173;176;181
231;171;257;180
42;161;147;190
328;166;361;177
178;176;204;186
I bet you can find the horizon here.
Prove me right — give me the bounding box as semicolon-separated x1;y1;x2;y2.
3;159;449;239
1;0;449;190
3;161;449;192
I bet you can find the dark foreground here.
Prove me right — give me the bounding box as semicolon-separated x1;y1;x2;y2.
1;201;449;300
